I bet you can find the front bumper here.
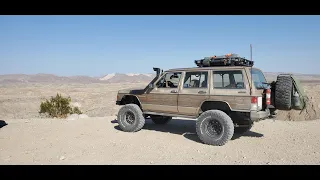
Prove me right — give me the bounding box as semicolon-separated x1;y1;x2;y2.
250;109;270;122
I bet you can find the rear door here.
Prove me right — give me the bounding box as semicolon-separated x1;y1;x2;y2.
178;70;210;116
211;69;251;111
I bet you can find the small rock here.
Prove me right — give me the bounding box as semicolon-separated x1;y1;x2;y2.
24;121;29;123
59;156;65;160
79;114;89;119
72;102;82;108
67;114;79;121
266;162;270;165
150;161;154;164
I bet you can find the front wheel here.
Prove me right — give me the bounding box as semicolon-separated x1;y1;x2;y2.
117;104;145;132
196;110;234;146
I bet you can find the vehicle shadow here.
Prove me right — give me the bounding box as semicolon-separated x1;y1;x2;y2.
0;120;8;129
112;118;264;144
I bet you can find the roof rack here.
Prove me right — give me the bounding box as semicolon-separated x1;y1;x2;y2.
194;53;254;67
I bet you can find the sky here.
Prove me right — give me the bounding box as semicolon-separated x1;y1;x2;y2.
1;15;320;77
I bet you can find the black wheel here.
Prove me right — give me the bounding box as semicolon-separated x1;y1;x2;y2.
234;123;253;134
150;115;172;125
275;75;293;110
117;104;145;132
196;110;234;146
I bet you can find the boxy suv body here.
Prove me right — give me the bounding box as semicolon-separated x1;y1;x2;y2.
115;54;275;146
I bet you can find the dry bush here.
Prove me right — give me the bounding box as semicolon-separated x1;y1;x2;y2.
39;93;82;118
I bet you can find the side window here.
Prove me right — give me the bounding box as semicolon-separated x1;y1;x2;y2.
213;70;245;89
183;71;208;88
156;72;182;88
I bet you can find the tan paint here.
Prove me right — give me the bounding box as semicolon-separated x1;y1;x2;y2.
118;66;266;117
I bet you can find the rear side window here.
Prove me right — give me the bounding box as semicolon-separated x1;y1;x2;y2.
213;70;245;89
251;69;268;89
183;71;208;88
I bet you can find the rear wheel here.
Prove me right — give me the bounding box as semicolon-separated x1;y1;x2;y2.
150;115;172;125
196;110;234;146
117;104;145;132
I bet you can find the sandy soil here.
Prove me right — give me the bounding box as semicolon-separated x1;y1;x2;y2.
0;82;147;119
1;82;319;121
1;117;320;165
1;82;320;165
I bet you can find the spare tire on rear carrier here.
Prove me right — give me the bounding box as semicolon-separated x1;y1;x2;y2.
275;74;293;110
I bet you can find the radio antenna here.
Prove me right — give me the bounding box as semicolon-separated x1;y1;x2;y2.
250;44;253;95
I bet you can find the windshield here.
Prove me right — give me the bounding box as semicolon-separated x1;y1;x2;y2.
251;69;268;89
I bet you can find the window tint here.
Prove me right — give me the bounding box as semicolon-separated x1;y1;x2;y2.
156;72;182;88
213;70;245;89
183;71;208;88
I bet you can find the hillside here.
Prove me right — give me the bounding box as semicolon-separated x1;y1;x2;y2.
1;71;320;84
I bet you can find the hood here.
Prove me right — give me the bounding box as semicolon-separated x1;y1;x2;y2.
118;88;145;95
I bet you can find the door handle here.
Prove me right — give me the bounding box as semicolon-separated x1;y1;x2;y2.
171;90;178;93
198;91;206;94
238;91;246;93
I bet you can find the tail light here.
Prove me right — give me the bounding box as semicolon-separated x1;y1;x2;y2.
251;96;257;103
251;96;258;110
265;89;271;105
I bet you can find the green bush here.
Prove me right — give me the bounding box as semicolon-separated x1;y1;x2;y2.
39;93;82;118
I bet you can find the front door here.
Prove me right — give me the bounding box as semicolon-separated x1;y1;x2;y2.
143;71;182;114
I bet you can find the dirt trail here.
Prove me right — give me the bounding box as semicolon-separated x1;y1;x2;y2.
1;117;320;165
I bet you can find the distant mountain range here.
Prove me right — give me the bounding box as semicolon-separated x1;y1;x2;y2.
0;72;319;84
0;73;156;84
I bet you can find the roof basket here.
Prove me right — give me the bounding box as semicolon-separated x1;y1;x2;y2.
194;53;254;67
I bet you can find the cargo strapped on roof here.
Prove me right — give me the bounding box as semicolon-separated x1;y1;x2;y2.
194;53;254;67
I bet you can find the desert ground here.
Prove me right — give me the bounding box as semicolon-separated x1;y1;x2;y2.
1;80;320;165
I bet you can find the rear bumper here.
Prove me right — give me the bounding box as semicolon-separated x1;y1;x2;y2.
250;109;270;122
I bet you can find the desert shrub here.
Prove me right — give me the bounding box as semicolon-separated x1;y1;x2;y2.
39;93;82;118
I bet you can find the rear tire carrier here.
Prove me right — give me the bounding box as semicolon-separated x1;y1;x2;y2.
275;75;293;110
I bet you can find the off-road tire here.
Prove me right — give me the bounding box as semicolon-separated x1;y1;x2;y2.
196;110;234;146
150;115;172;125
275;75;293;110
234;123;253;134
117;104;145;132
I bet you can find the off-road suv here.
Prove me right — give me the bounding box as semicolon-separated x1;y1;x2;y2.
115;53;303;146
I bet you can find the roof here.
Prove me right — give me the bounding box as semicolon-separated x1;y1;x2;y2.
165;53;259;72
166;66;261;72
